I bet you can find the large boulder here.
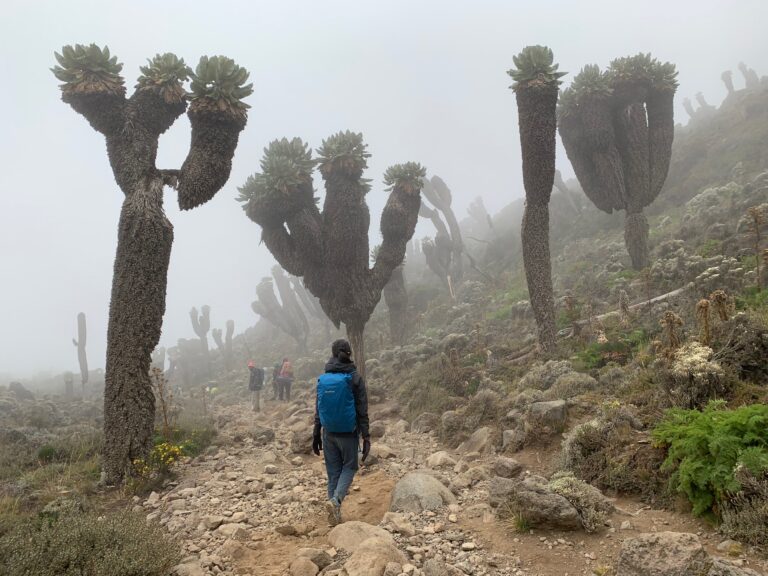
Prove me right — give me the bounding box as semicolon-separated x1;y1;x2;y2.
503;475;581;530
616;532;712;576
389;472;457;513
343;536;407;576
290;428;313;454
492;457;523;479
457;426;494;455
488;476;519;508
328;521;392;553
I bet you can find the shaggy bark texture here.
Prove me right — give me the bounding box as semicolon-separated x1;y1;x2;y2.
103;178;171;484
383;264;408;345
60;79;246;484
516;84;559;353
73;312;88;389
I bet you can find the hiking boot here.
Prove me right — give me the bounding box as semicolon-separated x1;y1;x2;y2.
325;498;341;526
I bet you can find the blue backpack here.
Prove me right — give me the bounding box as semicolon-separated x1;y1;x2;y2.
317;372;357;433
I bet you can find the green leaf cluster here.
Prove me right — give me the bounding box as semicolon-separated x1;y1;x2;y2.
317;131;370;168
652;401;768;516
51;44;124;92
136;53;192;90
237;138;315;208
507;45;566;90
609;53;678;91
189;55;253;108
383;162;427;190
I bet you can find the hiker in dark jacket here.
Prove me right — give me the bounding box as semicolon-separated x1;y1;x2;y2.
312;339;370;526
247;361;264;412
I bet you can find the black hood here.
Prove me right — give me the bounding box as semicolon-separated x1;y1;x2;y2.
325;356;357;374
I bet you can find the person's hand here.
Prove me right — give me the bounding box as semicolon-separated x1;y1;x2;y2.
312;430;322;456
361;437;371;462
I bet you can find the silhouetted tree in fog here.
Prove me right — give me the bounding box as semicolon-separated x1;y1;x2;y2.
558;54;678;270
238;134;424;376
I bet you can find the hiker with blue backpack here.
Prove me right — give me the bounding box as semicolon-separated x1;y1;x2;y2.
312;339;370;526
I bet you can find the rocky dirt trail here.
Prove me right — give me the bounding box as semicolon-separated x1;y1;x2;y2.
143;389;767;576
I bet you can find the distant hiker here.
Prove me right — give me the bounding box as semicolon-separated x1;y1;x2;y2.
277;357;294;401
271;361;282;401
247;360;264;412
312;339;370;526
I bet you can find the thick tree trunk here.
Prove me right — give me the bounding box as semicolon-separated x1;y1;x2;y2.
516;83;559;355
521;202;557;353
103;178;172;485
624;210;649;270
347;323;367;380
383;265;408;346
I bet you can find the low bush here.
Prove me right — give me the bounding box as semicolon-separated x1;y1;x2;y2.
720;466;768;551
562;402;671;504
652;401;768;517
0;510;180;576
655;342;731;409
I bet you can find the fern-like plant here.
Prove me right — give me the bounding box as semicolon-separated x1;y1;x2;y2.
652;401;768;517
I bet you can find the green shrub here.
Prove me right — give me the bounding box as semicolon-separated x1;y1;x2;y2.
652;401;768;517
0;510;180;576
735;286;768;311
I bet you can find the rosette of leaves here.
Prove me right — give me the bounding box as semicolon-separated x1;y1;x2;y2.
51;43;124;96
135;53;192;104
383;162;427;194
507;45;566;90
189;55;253;118
239;138;317;227
317;130;372;180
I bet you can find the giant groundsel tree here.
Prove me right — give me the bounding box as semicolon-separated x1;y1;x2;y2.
508;46;565;353
238;133;424;375
52;44;251;483
558;54;678;270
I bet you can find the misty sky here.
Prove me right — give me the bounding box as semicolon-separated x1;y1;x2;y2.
1;0;766;377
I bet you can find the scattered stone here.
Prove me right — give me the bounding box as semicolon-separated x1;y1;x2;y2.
343;536;407;576
328;521;393;552
289;557;319;576
492;456;524;479
390;472;457;513
502;475;581;530
290;428;314;455
411;412;439;433
249;424;276;445
457;426;494;455
296;548;333;570
616;532;711;576
426;451;457;469
264;464;279;474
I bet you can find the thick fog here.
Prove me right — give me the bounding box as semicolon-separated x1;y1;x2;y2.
1;0;766;377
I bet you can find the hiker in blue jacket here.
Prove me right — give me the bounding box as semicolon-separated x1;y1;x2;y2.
312;339;370;526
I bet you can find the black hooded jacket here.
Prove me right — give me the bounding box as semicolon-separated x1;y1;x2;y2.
314;356;370;439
